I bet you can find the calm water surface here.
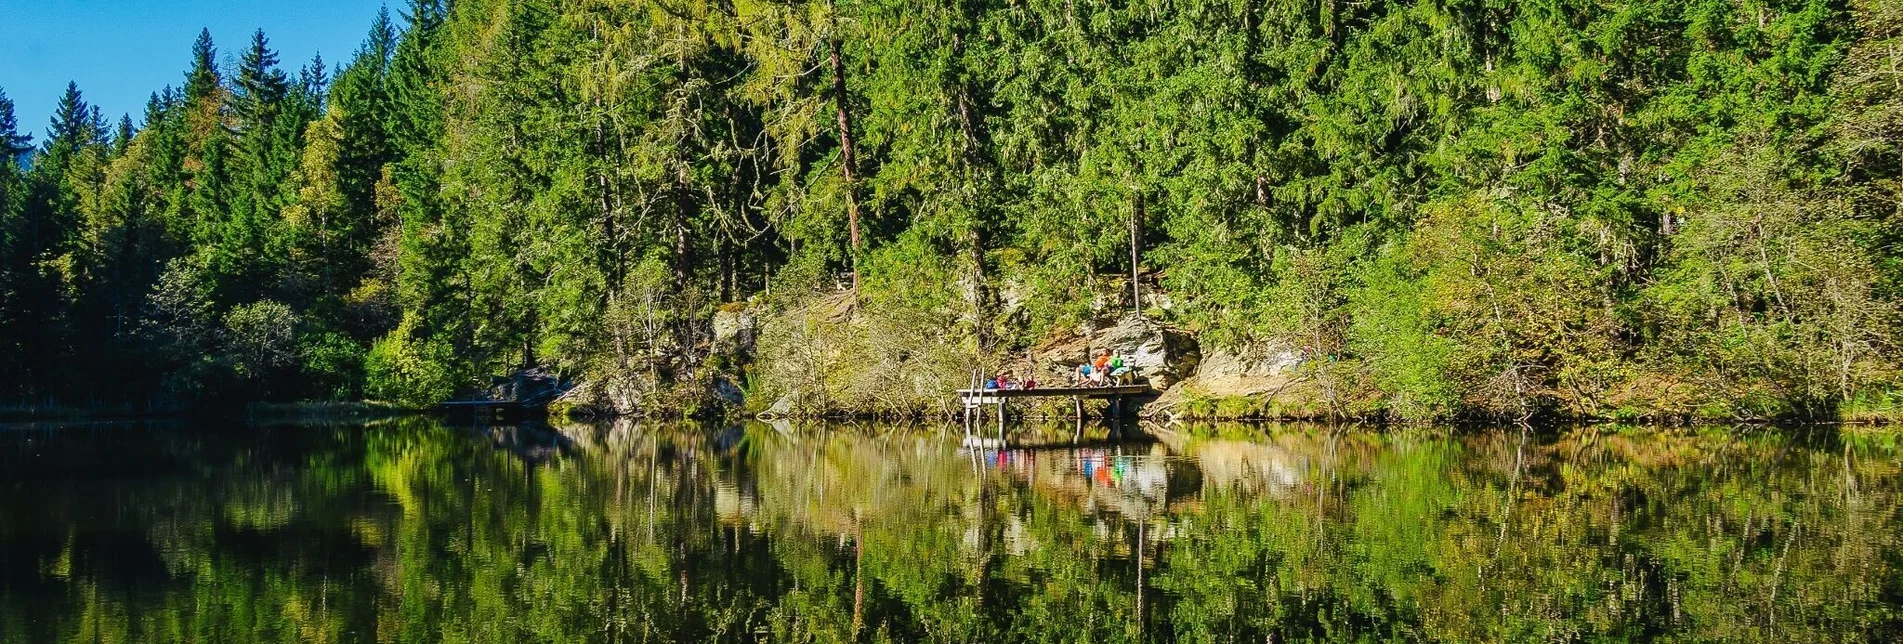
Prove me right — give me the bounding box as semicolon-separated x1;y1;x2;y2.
1;419;1899;643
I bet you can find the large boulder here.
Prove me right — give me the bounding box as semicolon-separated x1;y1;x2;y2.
711;376;746;407
1097;316;1200;388
1191;344;1306;397
488;367;569;404
712;307;757;358
758;394;795;420
1051;315;1200;389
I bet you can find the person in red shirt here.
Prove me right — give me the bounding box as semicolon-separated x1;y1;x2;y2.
1087;350;1112;386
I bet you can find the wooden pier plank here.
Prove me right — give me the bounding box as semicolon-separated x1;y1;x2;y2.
954;384;1153;399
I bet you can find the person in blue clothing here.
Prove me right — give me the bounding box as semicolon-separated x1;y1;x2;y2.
1073;358;1102;386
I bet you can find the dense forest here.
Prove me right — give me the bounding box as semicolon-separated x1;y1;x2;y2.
1;0;1901;420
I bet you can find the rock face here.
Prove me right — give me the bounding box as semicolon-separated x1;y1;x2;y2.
1076;315;1201;389
712;308;757;358
711;376;745;407
1024;316;1201;389
488;367;569;404
759;395;795;419
1191;344;1305;397
1141;342;1317;419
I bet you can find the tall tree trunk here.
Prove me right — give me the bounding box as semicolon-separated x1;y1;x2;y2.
717;236;733;303
672;35;694;292
828;17;862;292
957;85;991;351
523;310;537;368
1130;191;1143;316
674;164;691;288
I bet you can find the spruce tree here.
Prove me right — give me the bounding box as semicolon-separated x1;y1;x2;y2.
207;29;301;303
324;8;399;271
383;0;462;358
45;82;93;153
0;90;29;389
232;30;289;130
184;29;220;105
0;89;29;161
111;115;134;157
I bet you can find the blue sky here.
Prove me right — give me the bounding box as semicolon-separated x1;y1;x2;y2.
1;0;393;143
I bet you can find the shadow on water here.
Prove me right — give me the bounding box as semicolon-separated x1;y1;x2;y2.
0;417;1900;642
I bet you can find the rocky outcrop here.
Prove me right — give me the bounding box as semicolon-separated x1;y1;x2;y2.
1142;342;1332;419
1189;344;1306;397
713;307;758;359
1093;316;1201;388
1026;315;1201;389
487;367;570;404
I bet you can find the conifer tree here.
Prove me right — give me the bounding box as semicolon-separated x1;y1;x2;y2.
312;7;399;290
0;90;31;390
0;89;28;159
183;29;220;105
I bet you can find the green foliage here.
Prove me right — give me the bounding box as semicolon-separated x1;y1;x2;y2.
222;300;299;388
1;0;1901;418
755;232;974;415
365;313;458;406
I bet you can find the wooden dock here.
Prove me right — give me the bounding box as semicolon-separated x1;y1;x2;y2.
956;384;1154;442
440;399;545;422
955;384;1153;404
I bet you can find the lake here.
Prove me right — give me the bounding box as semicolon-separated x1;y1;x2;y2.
0;419;1898;642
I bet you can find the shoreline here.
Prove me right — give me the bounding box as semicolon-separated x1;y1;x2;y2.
5;394;1899;429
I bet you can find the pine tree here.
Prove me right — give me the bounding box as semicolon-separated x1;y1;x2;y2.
184;29;220;105
12;82;113;394
45;82;94;153
207;29;303;304
299;53;329;106
0;90;31;389
383;0;462;357
111;115;134;157
322;8;400;276
232;30;290;131
0;89;29;161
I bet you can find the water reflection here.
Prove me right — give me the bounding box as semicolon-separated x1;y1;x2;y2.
0;419;1898;642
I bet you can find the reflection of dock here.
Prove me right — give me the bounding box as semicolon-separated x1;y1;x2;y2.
964;443;1202;533
957;385;1154;440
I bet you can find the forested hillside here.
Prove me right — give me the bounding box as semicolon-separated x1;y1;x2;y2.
1;0;1899;420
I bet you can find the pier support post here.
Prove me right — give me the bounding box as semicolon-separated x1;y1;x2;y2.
1072;396;1085;442
996;398;1006;440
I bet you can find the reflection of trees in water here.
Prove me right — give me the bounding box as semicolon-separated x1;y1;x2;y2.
0;420;1899;642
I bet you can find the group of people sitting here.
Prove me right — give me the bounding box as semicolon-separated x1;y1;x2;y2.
985;371;1036;390
1074;349;1132;386
982;349;1134;391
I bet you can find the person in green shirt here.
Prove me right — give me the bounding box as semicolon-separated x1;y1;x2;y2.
1107;354;1132;385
